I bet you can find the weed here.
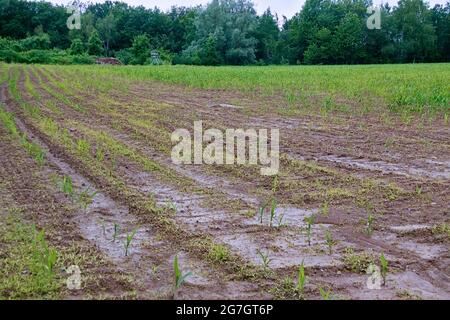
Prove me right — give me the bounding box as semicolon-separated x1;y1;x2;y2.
320;202;330;216
380;252;388;286
96;145;105;162
76;139;91;157
256;250;272;271
0;215;61;299
384;137;396;148
366;214;375;235
432;223;450;239
59;175;74;199
207;244;230;263
165;201;177;213
343;247;374;273
77;188;98;212
415;185;423;196
20;136;45;166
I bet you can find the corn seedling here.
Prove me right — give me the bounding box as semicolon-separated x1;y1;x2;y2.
256;249;272;271
258;202;268;224
33;228;58;275
112;223;120;242
124;229;137;256
366;214;375;235
319;287;332;300
380;253;388;286
173;254;192;291
296;260;306;296
269;199;277;227
325;230;337;254
304;215;315;246
277;213;286;227
99;220;106;237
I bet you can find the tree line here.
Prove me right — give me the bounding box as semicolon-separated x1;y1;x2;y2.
0;0;449;65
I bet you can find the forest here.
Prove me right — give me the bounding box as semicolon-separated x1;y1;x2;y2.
0;0;449;65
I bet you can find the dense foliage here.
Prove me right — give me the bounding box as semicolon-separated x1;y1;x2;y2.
0;0;449;65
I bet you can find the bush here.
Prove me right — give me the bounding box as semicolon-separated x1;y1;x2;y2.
0;48;95;65
20;34;51;51
130;34;150;65
115;48;134;65
0;49;23;63
22;50;53;64
70;39;85;55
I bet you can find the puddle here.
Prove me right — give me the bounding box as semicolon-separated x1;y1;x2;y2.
395;241;447;260
319;155;450;179
247;206;318;228
390;224;432;234
218;225;340;270
393;271;450;299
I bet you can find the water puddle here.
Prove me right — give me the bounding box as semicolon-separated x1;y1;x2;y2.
390;224;432;234
319;155;450;179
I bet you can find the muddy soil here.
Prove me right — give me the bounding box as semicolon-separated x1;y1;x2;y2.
1;65;448;300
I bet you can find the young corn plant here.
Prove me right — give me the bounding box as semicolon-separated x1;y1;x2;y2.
380;253;388;286
325;230;337;255
296;260;306;297
304;215;315;246
366;214;375;236
113;223;120;242
258;202;268;224
123;229;138;257
257;250;272;272
173;254;192;292
33;228;58;275
319;287;332;300
269;199;277;227
277;213;286;227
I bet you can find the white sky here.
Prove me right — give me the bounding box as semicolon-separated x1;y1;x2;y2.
46;0;448;18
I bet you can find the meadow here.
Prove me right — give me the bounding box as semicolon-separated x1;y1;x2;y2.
0;62;449;300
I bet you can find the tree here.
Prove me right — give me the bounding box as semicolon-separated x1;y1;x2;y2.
254;9;280;64
332;13;365;64
70;38;85;55
87;30;103;56
131;34;150;65
391;0;438;62
96;12;117;56
181;0;259;65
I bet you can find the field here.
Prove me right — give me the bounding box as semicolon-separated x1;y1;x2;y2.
0;63;449;300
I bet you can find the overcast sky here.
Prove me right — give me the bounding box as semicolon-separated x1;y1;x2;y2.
47;0;448;18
